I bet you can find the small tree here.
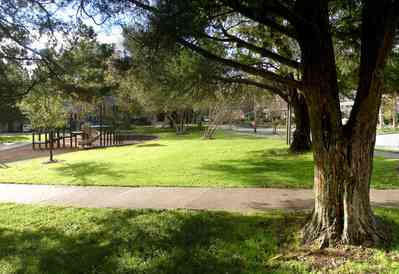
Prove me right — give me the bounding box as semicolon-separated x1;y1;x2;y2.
201;86;246;139
20;88;68;162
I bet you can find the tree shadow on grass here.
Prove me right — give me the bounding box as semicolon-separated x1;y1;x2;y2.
199;147;398;188
137;143;166;148
375;208;399;252
2;205;399;274
0;206;309;274
53;162;125;185
371;157;399;188
201;148;315;188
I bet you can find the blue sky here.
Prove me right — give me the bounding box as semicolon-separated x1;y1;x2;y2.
33;4;125;50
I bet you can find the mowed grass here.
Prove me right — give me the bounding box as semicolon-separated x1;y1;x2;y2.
377;127;399;135
0;203;399;274
0;129;398;188
0;134;31;143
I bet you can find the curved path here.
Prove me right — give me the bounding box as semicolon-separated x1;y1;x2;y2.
1;184;399;212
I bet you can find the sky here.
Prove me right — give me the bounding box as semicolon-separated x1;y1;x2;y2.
96;26;124;50
32;4;125;51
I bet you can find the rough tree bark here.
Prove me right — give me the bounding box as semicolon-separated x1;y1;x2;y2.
289;88;312;153
294;0;398;247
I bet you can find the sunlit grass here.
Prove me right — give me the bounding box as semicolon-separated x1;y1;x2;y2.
0;128;397;188
0;134;31;144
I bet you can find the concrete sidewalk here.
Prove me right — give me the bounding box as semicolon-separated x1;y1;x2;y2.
1;184;399;212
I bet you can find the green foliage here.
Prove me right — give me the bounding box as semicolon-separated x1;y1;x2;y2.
384;48;399;93
119;28;224;117
0;61;32;112
19;88;68;130
56;38;117;99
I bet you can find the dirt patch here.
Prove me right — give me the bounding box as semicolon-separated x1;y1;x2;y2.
270;245;379;273
304;246;376;272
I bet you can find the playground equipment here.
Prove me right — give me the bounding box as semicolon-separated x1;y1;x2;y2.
32;127;123;150
31;100;130;150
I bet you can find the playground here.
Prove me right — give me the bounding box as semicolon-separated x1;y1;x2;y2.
0;131;157;163
0;99;159;163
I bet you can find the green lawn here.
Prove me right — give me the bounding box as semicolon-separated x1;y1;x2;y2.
0;134;31;144
0;203;398;274
378;127;399;135
0;129;398;188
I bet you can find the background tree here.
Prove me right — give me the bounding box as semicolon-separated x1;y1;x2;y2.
201;84;248;139
384;48;399;128
119;28;223;134
0;62;32;131
19;87;68;162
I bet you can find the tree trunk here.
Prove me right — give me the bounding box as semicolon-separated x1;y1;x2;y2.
49;130;54;162
379;102;384;129
289;91;311;153
294;0;396;247
303;130;385;247
172;110;187;135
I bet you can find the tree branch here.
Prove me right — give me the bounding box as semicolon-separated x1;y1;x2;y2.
127;0;158;13
213;76;289;102
218;28;301;69
221;0;298;39
347;0;399;130
177;38;304;89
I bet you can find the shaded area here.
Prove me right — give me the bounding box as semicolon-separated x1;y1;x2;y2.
53;162;125;185
137;143;166;148
248;198;314;211
1;204;399;273
201;148;314;188
120;134;158;142
372;200;399;208
0;204;306;274
201;148;399;188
